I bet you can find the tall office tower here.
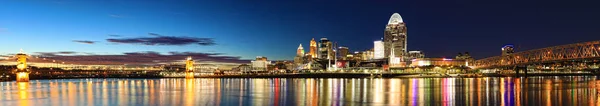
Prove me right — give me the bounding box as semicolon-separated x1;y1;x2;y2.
383;13;407;59
318;38;333;59
297;44;305;56
338;47;349;60
309;38;317;58
294;44;305;64
373;40;385;59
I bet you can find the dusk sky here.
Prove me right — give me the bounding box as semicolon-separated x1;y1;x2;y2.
1;0;600;64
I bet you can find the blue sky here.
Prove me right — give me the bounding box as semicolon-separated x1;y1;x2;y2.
0;1;283;60
2;0;600;63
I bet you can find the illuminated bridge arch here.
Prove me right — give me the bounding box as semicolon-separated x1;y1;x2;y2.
473;40;600;69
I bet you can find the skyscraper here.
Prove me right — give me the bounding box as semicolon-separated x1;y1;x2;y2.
295;44;305;64
338;46;349;60
384;13;407;59
318;38;333;59
309;38;317;58
374;40;384;59
297;44;305;56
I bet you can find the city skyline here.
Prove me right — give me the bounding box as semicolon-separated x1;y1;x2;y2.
3;1;600;106
1;0;600;65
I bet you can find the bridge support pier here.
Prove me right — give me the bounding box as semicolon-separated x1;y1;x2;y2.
515;68;519;77
16;72;29;82
594;69;600;80
515;66;527;78
185;72;194;79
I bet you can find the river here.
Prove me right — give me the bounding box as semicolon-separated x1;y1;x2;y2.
0;77;598;106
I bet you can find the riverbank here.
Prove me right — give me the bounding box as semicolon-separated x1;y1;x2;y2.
160;72;598;78
0;73;596;82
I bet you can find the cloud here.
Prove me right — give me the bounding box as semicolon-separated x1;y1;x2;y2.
108;34;122;37
0;28;6;32
148;33;161;36
106;36;215;46
34;51;77;56
108;14;125;18
72;40;95;44
15;51;249;65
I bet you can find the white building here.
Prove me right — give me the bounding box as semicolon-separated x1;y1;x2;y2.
251;56;271;71
373;40;384;59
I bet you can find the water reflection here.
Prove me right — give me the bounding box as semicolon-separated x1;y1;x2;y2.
0;77;599;106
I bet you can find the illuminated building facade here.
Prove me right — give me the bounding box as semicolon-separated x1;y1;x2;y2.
455;52;472;60
233;64;251;73
338;47;349;60
309;38;317;58
185;57;194;78
384;13;408;59
318;38;333;59
297;44;305;56
256;56;268;61
374;40;384;59
389;47;403;67
352;51;363;61
294;44;305;64
362;49;374;60
455;52;474;66
251;56;271;72
407;51;425;60
410;58;467;67
16;50;29;82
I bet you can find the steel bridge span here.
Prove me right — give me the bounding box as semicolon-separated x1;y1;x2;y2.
473;40;600;70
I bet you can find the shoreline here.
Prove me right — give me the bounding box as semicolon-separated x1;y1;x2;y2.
1;73;597;82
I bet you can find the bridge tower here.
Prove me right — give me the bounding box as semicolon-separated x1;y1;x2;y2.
185;56;195;79
15;49;29;82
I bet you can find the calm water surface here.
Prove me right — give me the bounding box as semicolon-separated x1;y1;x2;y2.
1;77;599;106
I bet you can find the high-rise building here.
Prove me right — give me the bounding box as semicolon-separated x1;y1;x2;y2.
384;13;408;59
374;40;385;59
318;38;333;59
297;44;304;56
338;46;349;60
309;38;317;58
294;44;305;64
